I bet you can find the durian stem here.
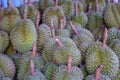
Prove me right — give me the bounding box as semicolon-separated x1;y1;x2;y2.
55;0;58;8
35;10;40;28
32;41;37;59
50;19;55;38
55;38;63;47
94;65;103;80
30;60;35;76
95;0;99;12
74;0;78;16
69;21;78;35
27;0;31;4
24;4;27;20
107;0;110;4
7;0;11;11
67;54;72;72
102;28;108;48
13;48;17;55
88;3;92;13
59;16;64;30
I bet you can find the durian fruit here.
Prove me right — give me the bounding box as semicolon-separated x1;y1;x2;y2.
86;28;119;78
23;60;47;80
109;39;120;64
107;27;120;45
0;70;12;80
56;16;71;37
52;54;84;80
60;0;74;20
0;30;9;53
85;65;111;80
71;1;88;27
80;65;88;78
44;62;58;80
10;5;37;53
42;0;66;30
17;41;45;80
114;69;120;80
19;0;40;24
104;0;120;28
0;0;21;33
86;0;103;35
39;0;54;13
0;53;16;79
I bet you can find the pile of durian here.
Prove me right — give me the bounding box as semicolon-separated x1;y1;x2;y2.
0;0;120;80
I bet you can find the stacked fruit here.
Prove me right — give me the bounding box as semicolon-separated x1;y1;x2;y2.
0;0;120;80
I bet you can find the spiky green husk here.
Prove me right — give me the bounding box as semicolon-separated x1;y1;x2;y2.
0;70;12;80
23;69;47;80
86;11;103;33
86;42;119;78
17;52;45;80
19;4;38;23
44;62;58;80
71;12;88;27
104;4;120;28
107;27;120;45
56;29;71;38
5;42;14;54
114;70;120;80
80;65;88;78
85;74;111;80
0;54;15;78
10;19;37;53
42;6;66;29
53;65;84;80
0;31;9;53
37;24;51;52
39;0;54;13
0;7;21;33
60;0;74;20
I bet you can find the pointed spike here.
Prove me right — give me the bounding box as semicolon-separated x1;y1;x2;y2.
102;28;108;48
67;54;72;72
30;60;35;76
94;65;103;80
69;21;78;35
35;10;40;28
55;38;63;47
50;19;55;38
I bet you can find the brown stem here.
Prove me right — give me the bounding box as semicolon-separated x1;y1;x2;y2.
55;38;63;47
30;60;35;76
112;0;114;3
102;28;108;48
94;65;103;80
59;16;64;30
69;21;78;35
74;0;78;16
13;48;17;55
67;54;72;72
50;19;55;38
88;3;92;13
32;41;37;59
55;0;58;8
35;10;40;28
27;0;31;4
24;4;27;20
95;0;99;12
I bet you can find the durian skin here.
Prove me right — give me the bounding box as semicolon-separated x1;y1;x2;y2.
44;62;58;80
104;4;120;28
23;69;47;80
37;24;51;52
85;74;111;80
0;7;21;33
0;53;16;78
10;19;37;53
19;4;38;23
17;52;45;80
0;30;9;53
52;65;84;80
0;70;12;80
114;70;120;80
42;6;66;29
86;42;119;78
